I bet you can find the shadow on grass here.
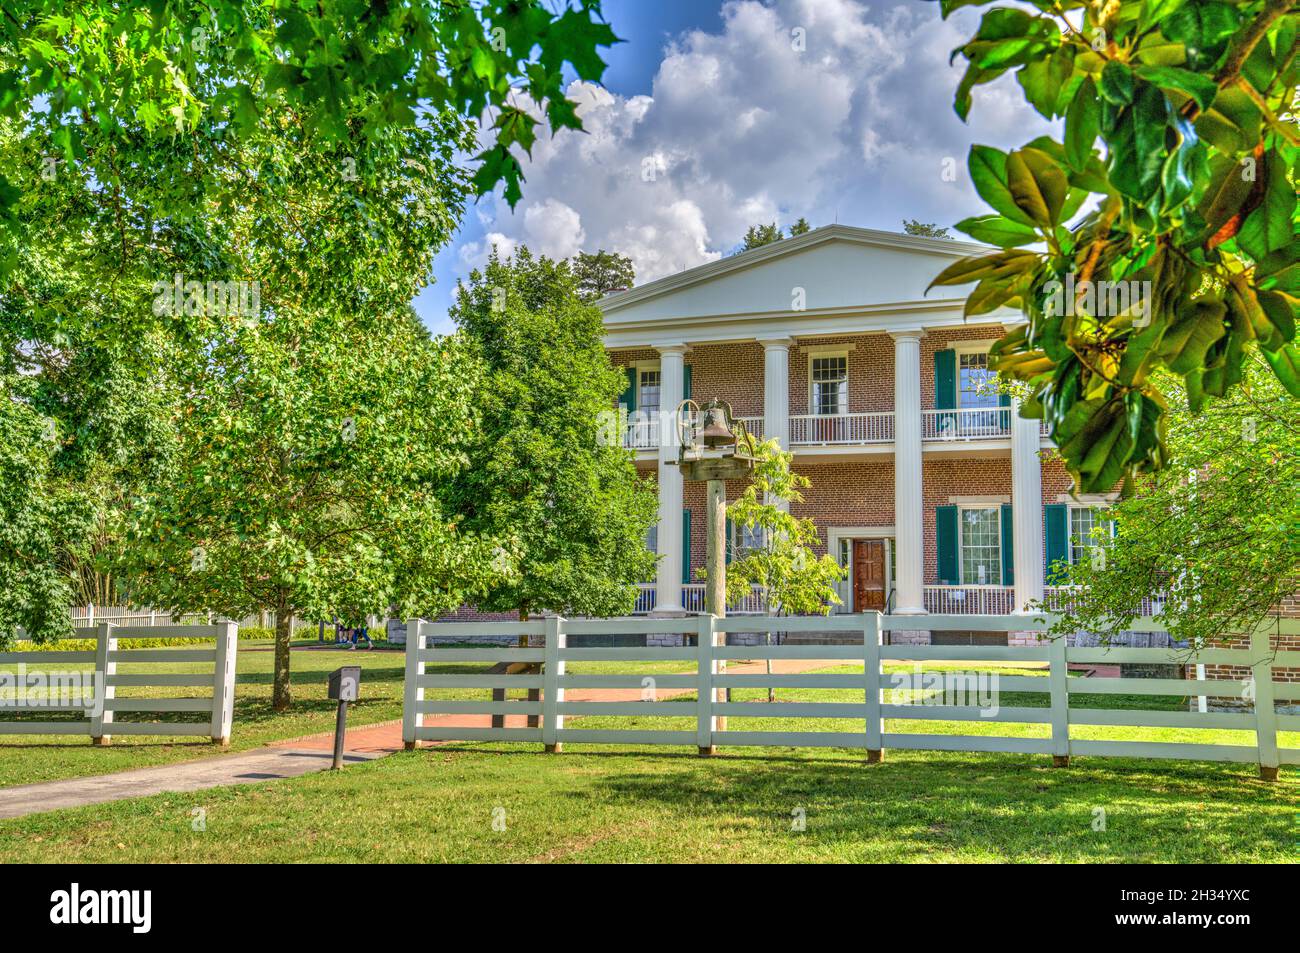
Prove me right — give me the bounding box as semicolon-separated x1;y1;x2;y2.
411;743;1292;861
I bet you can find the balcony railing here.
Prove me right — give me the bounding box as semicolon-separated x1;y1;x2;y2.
626;408;1039;450
922;585;1017;615
922;407;1011;440
623;416;661;450
1042;586;1168;618
633;583;768;615
790;412;894;445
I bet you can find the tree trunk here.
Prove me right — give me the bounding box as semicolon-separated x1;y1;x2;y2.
273;609;293;712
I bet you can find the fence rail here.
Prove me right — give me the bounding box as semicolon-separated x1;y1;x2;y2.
0;623;238;744
402;613;1299;778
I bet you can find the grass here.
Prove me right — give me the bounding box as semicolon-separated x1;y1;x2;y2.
2;649;1296;863
0;740;1293;863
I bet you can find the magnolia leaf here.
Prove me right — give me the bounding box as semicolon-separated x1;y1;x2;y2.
953;214;1039;246
1261;342;1300;397
968;144;1038;227
1006;147;1069;227
927;249;1038;290
1064;77;1100;171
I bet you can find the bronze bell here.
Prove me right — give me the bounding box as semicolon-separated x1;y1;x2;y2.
699;398;736;449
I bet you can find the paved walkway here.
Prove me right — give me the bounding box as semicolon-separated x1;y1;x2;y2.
0;657;837;820
0;748;381;821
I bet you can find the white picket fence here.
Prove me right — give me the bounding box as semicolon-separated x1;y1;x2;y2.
0;623;239;744
401;613;1300;777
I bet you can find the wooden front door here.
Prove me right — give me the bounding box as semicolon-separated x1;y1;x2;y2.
852;539;887;612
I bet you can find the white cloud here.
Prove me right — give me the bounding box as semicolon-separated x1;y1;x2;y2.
445;0;1053;291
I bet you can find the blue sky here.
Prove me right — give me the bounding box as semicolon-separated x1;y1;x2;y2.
415;0;1055;336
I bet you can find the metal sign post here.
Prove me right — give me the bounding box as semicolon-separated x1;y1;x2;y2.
327;665;361;770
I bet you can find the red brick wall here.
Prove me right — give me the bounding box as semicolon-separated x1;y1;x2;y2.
686;342;765;418
788;333;894;416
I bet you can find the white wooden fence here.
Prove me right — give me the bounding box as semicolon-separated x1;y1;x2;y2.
401;613;1299;778
0;623;239;744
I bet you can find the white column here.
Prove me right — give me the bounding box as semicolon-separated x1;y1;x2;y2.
653;345;688;614
891;331;926;615
760;338;792;451
1011;396;1045;612
760;338;792;513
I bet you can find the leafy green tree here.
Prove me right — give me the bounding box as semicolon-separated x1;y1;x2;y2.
739;222;784;251
903;219;952;238
1043;352;1297;647
0;372;79;646
0;0;621;221
446;247;658;620
118;315;504;710
0;97;475;647
724;441;845;615
788;217;813;236
931;0;1298;493
572;249;635;300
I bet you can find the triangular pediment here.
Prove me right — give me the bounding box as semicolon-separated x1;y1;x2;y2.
599;225;989;328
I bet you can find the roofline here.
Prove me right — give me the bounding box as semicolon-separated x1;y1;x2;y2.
597;224;990;315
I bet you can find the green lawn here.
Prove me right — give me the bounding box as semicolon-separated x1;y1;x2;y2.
0;740;1292;863
0;655;1295;862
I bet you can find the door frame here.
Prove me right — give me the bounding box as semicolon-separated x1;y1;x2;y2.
827;526;895;612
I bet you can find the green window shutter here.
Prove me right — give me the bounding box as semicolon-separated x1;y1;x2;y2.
620;367;637;411
998;390;1011;431
1044;504;1068;583
683;364;692;401
934;349;957;409
682;508;692;585
725;516;733;565
936;505;959;585
1000;503;1014;586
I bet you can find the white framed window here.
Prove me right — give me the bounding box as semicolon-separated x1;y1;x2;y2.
1068;505;1113;565
809;353;848;416
959;506;1002;585
638;368;662;414
957;350;998;409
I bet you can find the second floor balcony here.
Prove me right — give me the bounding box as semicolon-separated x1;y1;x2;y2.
622;408;1051;451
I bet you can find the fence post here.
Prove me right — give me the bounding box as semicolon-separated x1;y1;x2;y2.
696;615;717;756
1251;624;1280;782
402;619;426;751
543;615;566;753
90;622;116;745
1048;633;1070;767
210;620;239;746
864;612;883;763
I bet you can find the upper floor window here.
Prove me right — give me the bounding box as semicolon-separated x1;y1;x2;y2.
810;355;847;416
959;506;1001;585
958;351;998;409
638;369;662;414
